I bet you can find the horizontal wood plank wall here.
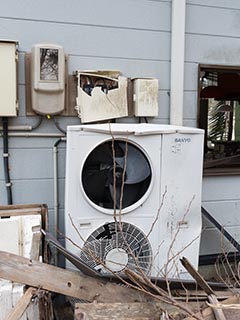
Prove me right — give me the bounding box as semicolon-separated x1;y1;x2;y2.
0;1;171;31
184;1;240;255
0;0;171;240
0;0;240;258
201;177;240;255
187;0;240;10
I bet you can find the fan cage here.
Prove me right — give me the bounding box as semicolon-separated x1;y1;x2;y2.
80;222;153;275
80;138;153;215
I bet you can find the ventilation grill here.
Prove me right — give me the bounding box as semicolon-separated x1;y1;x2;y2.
80;222;152;275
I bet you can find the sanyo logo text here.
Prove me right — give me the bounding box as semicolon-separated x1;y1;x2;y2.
174;137;191;143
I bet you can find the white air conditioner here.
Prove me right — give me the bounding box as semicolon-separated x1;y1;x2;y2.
64;123;204;278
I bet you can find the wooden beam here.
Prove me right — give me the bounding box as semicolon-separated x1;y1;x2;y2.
75;302;191;320
185;295;240;320
181;257;226;320
0;251;154;303
208;294;226;320
30;231;41;261
180;257;215;295
0;208;42;216
5;287;35;320
0;204;49;231
174;289;233;300
0;205;44;219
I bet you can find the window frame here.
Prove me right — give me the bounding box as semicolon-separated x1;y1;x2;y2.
198;64;240;176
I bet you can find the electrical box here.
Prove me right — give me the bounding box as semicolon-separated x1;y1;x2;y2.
31;43;65;115
0;40;18;117
75;70;128;123
132;78;159;117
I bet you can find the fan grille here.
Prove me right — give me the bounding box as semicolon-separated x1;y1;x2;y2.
80;222;152;275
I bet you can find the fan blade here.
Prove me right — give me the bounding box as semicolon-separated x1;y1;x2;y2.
82;169;107;202
109;183;146;209
82;140;151;209
85;142;113;167
116;142;151;184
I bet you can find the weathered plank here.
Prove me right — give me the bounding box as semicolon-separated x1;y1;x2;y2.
5;287;34;320
0;204;48;230
74;302;190;320
174;289;233;300
0;204;44;210
208;294;226;320
0;251;153;303
30;231;42;261
180;257;215;295
181;257;226;320
185;295;240;320
0;207;42;217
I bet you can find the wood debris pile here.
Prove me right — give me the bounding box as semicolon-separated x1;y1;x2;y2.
0;205;240;320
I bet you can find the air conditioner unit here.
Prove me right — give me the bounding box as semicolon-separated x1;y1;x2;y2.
64;123;204;279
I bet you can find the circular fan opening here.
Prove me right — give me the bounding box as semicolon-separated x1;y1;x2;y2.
80;222;153;275
81;139;152;212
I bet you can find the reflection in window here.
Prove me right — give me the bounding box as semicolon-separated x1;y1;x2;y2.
40;48;58;81
199;66;240;173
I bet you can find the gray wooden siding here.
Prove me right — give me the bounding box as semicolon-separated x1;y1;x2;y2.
0;0;239;256
185;1;240;255
0;0;171;236
201;177;240;255
187;0;240;10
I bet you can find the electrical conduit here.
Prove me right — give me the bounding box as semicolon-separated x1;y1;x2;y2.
2;117;13;204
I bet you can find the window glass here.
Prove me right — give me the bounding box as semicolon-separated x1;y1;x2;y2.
199;66;240;174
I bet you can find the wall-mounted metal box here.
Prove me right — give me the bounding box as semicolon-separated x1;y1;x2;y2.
0;40;18;117
132;78;159;117
75;70;128;123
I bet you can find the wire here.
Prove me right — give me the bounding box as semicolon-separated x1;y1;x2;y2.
138;117;148;123
31;115;43;130
2;117;13;205
52;116;66;135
